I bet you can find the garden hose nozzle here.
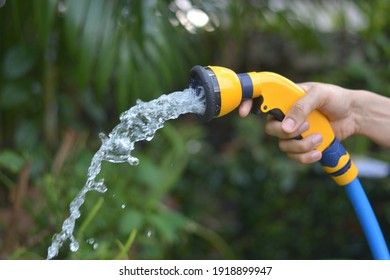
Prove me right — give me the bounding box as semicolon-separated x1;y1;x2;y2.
189;65;358;186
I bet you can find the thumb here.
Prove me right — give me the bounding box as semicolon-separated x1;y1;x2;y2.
281;83;321;134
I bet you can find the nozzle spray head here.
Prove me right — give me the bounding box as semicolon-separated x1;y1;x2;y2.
189;65;245;121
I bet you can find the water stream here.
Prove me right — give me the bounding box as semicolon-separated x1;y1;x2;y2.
47;88;205;259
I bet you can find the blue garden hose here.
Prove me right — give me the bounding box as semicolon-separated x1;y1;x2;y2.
344;178;390;259
320;139;390;260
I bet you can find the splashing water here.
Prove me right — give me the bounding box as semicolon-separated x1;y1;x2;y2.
47;88;205;259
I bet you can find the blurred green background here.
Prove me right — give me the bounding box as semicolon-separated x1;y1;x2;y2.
1;0;390;260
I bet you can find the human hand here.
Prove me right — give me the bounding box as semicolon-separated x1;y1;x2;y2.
239;82;358;164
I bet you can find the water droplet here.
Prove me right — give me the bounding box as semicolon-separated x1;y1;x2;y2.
86;238;99;250
70;240;79;252
147;230;153;238
121;204;126;209
128;157;139;166
86;238;94;245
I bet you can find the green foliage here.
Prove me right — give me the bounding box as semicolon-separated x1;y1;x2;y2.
0;150;25;174
1;0;390;260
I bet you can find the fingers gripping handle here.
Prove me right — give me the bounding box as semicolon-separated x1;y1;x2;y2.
320;139;358;186
250;72;358;186
253;72;336;152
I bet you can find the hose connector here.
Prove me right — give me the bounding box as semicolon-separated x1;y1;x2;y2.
320;139;359;185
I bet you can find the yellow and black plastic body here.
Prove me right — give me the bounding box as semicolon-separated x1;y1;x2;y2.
189;65;358;186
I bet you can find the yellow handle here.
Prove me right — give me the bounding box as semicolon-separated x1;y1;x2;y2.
249;71;335;152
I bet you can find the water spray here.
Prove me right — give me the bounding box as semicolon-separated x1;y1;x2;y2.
189;65;390;259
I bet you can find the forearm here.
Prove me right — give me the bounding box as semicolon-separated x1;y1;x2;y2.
352;90;390;148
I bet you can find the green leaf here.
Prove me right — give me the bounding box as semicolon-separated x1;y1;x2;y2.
0;150;25;173
94;3;117;100
147;210;187;243
134;155;162;190
116;35;131;112
76;0;106;87
2;45;37;79
0;82;30;109
119;209;144;236
33;0;57;46
115;229;137;260
63;0;91;56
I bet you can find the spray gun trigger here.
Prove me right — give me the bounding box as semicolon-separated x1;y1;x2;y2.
268;108;285;122
251;98;303;140
250;96;285;121
250;96;264;115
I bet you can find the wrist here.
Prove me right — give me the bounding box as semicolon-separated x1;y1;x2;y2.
352;89;390;147
350;89;368;136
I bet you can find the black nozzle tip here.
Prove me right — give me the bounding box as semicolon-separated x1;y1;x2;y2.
189;65;219;122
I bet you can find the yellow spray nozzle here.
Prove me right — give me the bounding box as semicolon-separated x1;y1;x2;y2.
189;65;242;121
189;65;264;120
188;65;358;186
